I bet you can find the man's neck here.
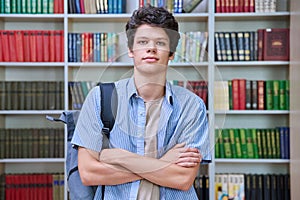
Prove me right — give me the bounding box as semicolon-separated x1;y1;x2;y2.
134;74;166;102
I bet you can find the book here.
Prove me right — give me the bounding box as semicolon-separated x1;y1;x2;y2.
257;80;265;110
15;30;24;62
263;28;290;61
182;0;203;13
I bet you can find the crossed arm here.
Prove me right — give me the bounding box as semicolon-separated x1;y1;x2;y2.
78;143;202;191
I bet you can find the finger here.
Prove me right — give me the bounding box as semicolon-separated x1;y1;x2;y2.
173;142;186;149
175;157;201;164
179;152;201;159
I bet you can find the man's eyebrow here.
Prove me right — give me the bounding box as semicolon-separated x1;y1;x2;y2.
136;36;168;41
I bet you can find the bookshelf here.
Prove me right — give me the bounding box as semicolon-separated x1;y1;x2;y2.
0;0;298;199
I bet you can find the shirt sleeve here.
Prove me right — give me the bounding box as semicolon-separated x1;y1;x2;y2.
178;97;211;163
71;86;104;152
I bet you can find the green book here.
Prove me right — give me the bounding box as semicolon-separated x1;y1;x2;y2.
285;80;290;110
215;129;225;158
215;129;220;158
22;129;30;158
228;128;237;158
42;0;48;13
265;80;273;110
228;80;233;110
256;129;263;158
239;128;248;158
10;0;17;13
4;0;11;13
270;128;277;158
275;128;281;158
37;0;42;13
245;129;254;158
16;0;22;13
261;129;268;158
251;128;259;158
266;129;272;158
27;0;32;13
0;0;5;13
223;129;232;158
0;81;5;110
48;0;53;13
234;129;242;158
31;0;37;13
272;80;280;110
21;0;26;13
279;80;286;110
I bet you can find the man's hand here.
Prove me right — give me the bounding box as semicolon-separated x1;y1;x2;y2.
160;143;202;167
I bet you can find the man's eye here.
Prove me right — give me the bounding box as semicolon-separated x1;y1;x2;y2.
157;41;166;46
137;40;147;45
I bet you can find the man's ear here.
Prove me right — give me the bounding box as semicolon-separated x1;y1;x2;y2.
169;53;175;61
128;48;134;58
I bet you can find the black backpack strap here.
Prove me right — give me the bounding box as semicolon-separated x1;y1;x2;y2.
98;82;117;199
99;82;118;137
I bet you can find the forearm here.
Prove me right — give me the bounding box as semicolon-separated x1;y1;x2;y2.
100;148;199;190
78;147;142;186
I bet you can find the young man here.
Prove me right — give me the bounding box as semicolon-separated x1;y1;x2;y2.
72;5;210;200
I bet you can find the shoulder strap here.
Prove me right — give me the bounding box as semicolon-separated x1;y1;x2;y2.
99;82;118;137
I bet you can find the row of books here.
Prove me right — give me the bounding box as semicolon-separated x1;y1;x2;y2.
68;32;119;63
0;81;64;110
69;81;98;110
0;30;64;62
215;0;277;13
0;0;63;14
1;173;64;200
173;31;208;63
68;0;126;14
215;173;290;200
215;127;290;159
0;128;64;159
169;80;208;109
214;79;290;111
193;175;209;200
215;28;289;62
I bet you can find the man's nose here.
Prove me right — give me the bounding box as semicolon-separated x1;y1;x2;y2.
146;41;157;53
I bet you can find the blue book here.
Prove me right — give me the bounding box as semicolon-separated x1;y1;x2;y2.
76;33;82;62
75;0;81;13
68;33;74;62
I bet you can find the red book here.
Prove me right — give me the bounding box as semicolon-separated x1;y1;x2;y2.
216;0;221;12
15;30;24;62
49;30;56;62
54;30;63;62
23;31;31;62
84;32;89;62
263;28;290;61
0;31;2;62
29;30;37;62
47;174;53;200
239;79;246;110
234;0;239;12
54;0;59;13
257;29;264;61
221;0;226;12
249;0;255;12
5;175;13;200
8;30;17;62
43;30;50;62
59;0;64;13
1;31;10;61
36;30;44;62
61;30;64;62
257;80;265;110
239;0;244;12
23;174;31;200
244;0;249;12
232;79;240;110
80;0;85;13
229;0;234;12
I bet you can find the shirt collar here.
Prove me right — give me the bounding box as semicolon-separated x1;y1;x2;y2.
126;77;173;106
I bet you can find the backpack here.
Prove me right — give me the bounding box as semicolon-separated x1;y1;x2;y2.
46;82;118;200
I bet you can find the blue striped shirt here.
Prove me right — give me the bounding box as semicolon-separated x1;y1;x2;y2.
72;77;211;200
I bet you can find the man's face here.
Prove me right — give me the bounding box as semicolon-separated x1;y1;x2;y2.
128;24;174;75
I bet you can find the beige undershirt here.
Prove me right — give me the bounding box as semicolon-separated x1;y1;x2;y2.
137;97;163;200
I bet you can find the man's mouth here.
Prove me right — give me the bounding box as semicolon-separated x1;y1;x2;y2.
143;57;159;62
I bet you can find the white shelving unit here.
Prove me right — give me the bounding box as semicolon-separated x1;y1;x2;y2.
1;0;298;199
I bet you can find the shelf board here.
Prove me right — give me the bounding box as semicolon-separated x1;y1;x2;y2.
0;14;64;22
214;12;290;21
216;158;290;163
0;110;65;115
0;158;65;163
0;62;65;67
214;110;289;114
214;61;290;66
